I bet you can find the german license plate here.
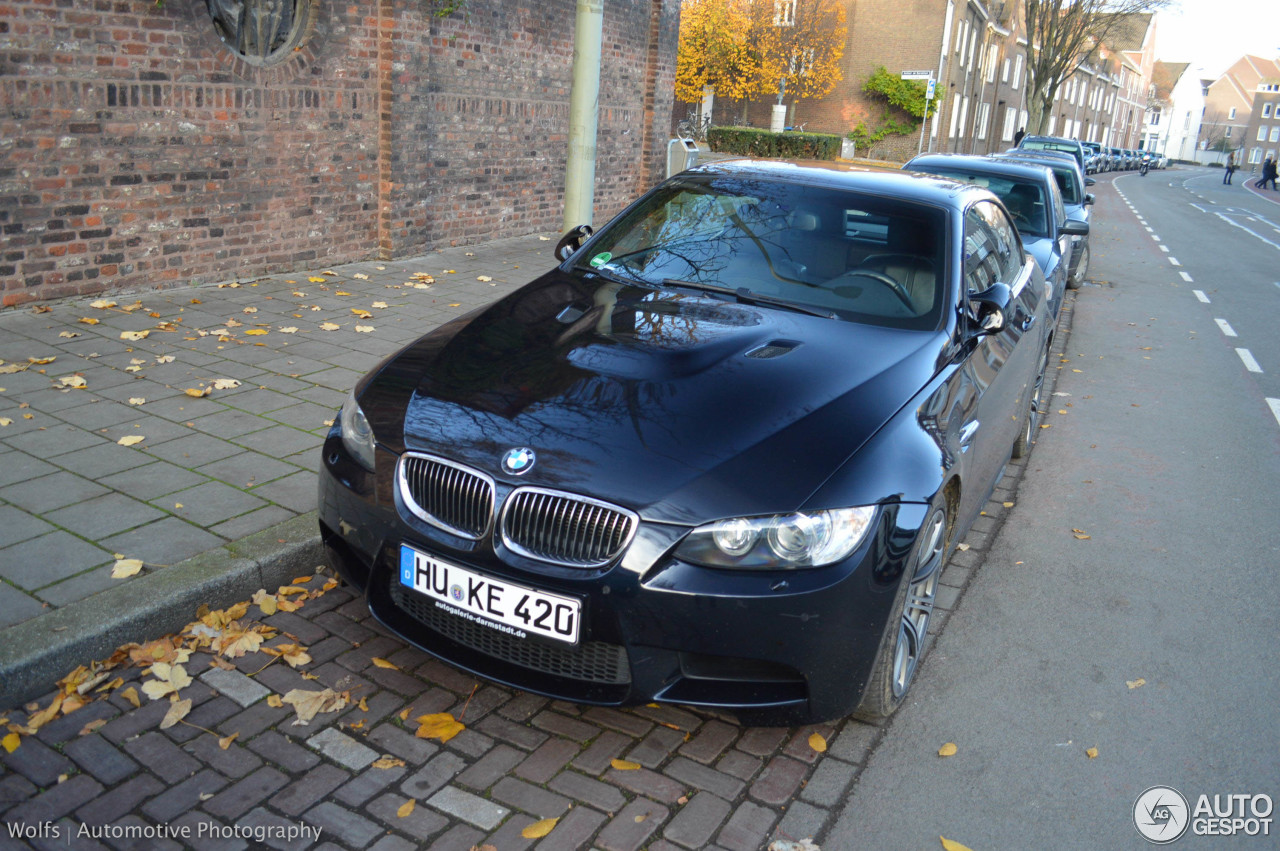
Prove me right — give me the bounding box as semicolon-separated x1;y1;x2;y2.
399;545;580;645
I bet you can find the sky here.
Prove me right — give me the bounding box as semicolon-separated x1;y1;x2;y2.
1154;0;1280;77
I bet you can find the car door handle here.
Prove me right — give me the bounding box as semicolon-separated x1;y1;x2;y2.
959;420;980;449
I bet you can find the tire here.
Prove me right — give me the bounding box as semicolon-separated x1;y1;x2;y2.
1012;346;1050;459
1068;242;1089;289
854;498;951;721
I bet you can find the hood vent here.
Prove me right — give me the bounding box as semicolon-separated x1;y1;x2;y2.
745;340;799;360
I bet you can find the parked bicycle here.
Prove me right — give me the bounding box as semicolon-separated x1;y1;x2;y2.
676;111;712;142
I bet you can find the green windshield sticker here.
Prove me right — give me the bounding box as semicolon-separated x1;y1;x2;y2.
589;252;612;268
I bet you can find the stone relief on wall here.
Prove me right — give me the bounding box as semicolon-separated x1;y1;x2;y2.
206;0;302;61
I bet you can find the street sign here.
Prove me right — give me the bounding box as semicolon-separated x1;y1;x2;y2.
925;79;937;100
901;70;933;80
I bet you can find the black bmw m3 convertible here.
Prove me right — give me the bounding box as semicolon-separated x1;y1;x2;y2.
318;159;1054;724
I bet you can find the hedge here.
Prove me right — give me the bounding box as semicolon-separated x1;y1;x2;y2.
707;127;842;160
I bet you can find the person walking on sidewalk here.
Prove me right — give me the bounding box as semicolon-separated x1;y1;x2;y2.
1223;151;1236;184
1257;156;1277;190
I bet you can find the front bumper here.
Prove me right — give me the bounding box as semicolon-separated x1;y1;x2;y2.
317;431;926;725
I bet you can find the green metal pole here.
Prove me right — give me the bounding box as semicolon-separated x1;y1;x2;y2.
563;0;604;230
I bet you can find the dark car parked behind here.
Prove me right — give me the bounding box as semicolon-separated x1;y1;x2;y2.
318;159;1056;725
996;149;1095;287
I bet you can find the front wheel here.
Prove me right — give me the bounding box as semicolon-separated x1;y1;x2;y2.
1012;346;1050;459
1068;242;1089;289
854;499;951;721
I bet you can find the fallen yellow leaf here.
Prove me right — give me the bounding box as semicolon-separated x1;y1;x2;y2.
90;298;117;309
1086;746;1099;759
371;658;399;670
372;756;406;769
116;435;145;447
244;329;268;336
184;387;211;398
414;712;465;743
940;838;975;851
159;697;192;730
120;330;150;342
252;589;278;616
218;732;239;750
397;798;416;818
2;732;19;753
308;276;327;283
79;317;100;325
319;322;340;331
354;325;374;333
522;818;559;839
938;742;958;757
351;308;372;318
808;732;827;753
267;694;284;708
212;378;241;390
610;758;642;771
120;686;141;708
112;558;144;578
1126;678;1147;690
28;356;56;365
128;397;146;406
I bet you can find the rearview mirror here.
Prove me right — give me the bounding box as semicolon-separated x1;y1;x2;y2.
968;282;1012;335
1085;177;1096;186
1059;219;1090;237
555;224;595;262
1083;193;1095;206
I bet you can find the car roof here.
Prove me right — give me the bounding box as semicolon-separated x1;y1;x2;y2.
682;157;990;209
905;153;1057;185
1002;147;1077;163
1021;135;1082;147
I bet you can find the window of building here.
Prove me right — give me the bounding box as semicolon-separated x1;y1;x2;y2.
987;47;997;83
1271;126;1280;143
1228;107;1236;119
1249;147;1262;164
977;102;990;139
1002;106;1017;141
1002;58;1010;83
1259;125;1269;141
1013;54;1023;90
1264;104;1274;118
1225;126;1232;137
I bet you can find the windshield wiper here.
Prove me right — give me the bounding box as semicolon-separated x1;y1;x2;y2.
662;279;836;319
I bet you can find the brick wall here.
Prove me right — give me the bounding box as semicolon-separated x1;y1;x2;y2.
0;0;679;307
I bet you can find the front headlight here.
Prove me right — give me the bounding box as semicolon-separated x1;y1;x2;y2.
675;506;877;569
339;387;376;472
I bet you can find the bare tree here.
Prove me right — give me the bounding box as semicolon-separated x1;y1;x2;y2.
1021;0;1170;134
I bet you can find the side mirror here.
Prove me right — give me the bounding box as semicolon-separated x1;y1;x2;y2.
555;224;594;262
1083;193;1095;206
1085;177;1097;186
968;282;1012;335
1059;219;1090;237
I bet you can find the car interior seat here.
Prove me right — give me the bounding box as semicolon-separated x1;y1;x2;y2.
850;218;937;314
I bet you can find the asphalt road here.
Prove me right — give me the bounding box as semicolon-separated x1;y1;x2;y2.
824;167;1280;851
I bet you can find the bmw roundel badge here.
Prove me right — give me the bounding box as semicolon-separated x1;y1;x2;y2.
502;447;536;476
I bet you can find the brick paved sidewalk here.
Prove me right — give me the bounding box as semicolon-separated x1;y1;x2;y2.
0;235;557;704
1;230;1074;849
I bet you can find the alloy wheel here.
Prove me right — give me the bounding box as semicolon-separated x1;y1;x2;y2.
892;507;947;698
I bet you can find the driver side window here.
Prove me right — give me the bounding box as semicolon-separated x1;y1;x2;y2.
962;206;1005;295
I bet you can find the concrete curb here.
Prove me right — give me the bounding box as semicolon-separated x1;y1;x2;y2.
0;513;325;711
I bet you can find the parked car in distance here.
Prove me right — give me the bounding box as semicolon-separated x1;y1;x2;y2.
1080;142;1104;174
995;149;1095;287
318;159;1055;725
1017;134;1087;172
904;153;1085;321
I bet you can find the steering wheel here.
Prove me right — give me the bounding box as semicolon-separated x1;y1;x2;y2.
846;270;915;311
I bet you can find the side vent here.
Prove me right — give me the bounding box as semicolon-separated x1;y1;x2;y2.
745;340;799;359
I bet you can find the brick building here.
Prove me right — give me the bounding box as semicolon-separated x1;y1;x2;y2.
1242;76;1280;169
686;0;1154;163
0;0;680;306
1198;55;1280;163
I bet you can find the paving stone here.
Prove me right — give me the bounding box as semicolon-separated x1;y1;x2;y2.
142;769;231;822
200;667;271;708
246;730;321;773
481;813;539;851
4;424;107;459
679;719;738;765
630;704;704;732
366;792;449;840
663;756;745;801
62;733;140;785
305;727;379;771
182;733;264;779
783;725;837;764
455;743;524;792
240;806;323;851
367;836;417;851
0;531;111;590
269;763;349;817
426;786;510;830
169;812;249;851
512;736;577;782
547;769;627;814
663;792;732;850
97;461;209;500
716;749;762;781
400;751;467;801
0;503;54;547
100;516;224;566
749;755;808;805
490;776;572;818
197;450;300;490
0;773;38;816
1;733;75;786
596;798;669;851
772;800;829;847
0;452;57;488
571;730;630;775
365;723;439;766
122;731;202;783
497;692;548;723
828;721;880;764
529;804;607;851
424;823;486;851
0;582;48;628
215;700;291;739
248;469;318;513
202;765;289;820
155;480;268;526
606;765;687;804
166;695;243;743
627;726;685;769
262;610;331;646
716;800;777;851
301;800;385;849
736;727;788;757
799;755;856;807
333;764;408;808
11;775;102;824
33;564;123;608
582;707;653;738
208;505;297;540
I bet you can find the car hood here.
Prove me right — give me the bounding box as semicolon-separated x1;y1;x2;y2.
363;271;946;524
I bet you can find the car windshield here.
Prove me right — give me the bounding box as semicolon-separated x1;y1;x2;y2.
908;167;1050;238
573;175;947;330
